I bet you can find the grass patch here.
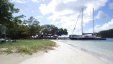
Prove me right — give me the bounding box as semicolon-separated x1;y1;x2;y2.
0;40;56;55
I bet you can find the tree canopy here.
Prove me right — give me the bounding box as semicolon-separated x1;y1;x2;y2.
0;0;68;39
98;29;113;38
0;0;19;25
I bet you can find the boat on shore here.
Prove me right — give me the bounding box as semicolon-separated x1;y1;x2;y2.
69;8;106;40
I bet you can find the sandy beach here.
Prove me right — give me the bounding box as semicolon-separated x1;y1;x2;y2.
18;40;106;64
0;40;107;64
0;53;30;64
0;51;44;64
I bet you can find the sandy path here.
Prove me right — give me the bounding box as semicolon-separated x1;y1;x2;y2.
19;40;106;64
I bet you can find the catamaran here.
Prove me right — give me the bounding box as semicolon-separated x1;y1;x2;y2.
69;8;106;40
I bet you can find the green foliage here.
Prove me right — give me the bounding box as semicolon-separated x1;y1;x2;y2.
41;25;68;36
3;48;13;54
0;0;19;25
0;0;68;39
0;40;56;54
57;28;68;36
17;47;32;55
99;29;113;38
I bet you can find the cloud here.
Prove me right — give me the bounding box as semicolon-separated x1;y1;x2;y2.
109;2;113;9
39;0;61;15
32;0;39;3
96;10;107;19
10;0;28;3
87;19;113;33
39;4;53;15
32;0;45;3
97;19;113;31
34;16;43;22
10;0;43;3
56;1;86;12
39;0;107;34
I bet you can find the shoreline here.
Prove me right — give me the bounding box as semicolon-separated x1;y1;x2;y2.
61;40;113;64
19;40;106;64
66;42;112;64
0;40;108;64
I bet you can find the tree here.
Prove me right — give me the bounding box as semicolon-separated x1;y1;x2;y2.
41;25;68;36
0;0;19;25
41;25;50;35
98;29;113;38
0;0;20;39
0;0;68;39
25;16;39;25
0;24;6;38
26;16;40;36
63;29;68;35
12;15;25;24
56;28;68;36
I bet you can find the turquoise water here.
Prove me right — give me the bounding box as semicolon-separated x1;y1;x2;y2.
58;38;113;64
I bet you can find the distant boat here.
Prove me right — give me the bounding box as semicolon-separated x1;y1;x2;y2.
69;35;106;40
69;8;106;40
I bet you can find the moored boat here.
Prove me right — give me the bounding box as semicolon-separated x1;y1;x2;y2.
69;8;106;40
69;35;106;40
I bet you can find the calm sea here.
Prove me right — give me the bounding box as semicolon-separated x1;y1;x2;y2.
58;38;113;64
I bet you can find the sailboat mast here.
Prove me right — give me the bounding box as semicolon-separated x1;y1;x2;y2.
93;8;94;35
81;8;83;35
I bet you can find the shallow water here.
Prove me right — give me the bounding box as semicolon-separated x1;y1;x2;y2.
58;38;113;64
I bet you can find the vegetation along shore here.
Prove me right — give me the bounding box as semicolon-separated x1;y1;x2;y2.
0;40;56;55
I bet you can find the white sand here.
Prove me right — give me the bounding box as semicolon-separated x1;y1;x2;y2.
0;53;30;64
0;51;44;64
19;40;106;64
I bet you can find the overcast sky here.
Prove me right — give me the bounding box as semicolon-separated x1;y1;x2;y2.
10;0;113;35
